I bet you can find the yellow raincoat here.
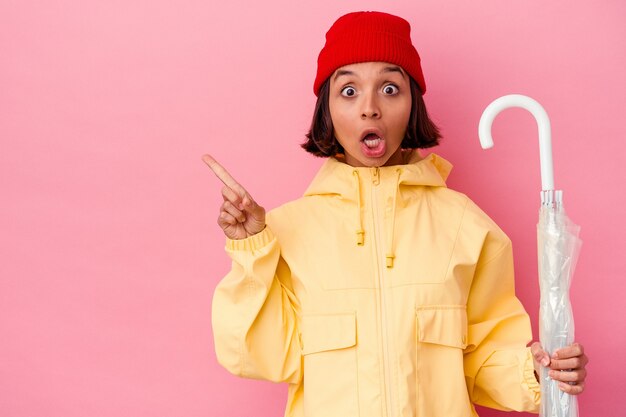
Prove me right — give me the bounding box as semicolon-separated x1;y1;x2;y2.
212;152;540;416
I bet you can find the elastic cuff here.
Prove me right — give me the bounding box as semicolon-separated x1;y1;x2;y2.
225;226;273;251
522;347;541;406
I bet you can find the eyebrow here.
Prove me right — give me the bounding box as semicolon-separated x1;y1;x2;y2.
381;66;406;77
333;66;407;81
333;69;354;81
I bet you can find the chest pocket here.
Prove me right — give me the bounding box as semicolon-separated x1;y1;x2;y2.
416;305;468;348
415;305;472;415
301;312;359;416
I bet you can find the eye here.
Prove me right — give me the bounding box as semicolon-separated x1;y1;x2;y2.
382;84;399;95
340;86;357;97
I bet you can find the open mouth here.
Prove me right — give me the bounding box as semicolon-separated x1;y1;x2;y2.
359;130;387;158
362;133;382;148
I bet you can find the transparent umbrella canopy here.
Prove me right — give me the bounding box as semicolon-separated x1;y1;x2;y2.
479;95;582;417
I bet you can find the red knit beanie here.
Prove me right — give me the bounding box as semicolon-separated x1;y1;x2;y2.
313;11;426;96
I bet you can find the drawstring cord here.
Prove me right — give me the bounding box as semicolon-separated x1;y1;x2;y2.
386;168;401;268
352;170;365;246
353;167;401;267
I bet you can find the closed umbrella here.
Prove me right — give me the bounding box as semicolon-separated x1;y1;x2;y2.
478;94;582;417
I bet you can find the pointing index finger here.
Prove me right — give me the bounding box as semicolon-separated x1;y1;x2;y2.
202;154;241;189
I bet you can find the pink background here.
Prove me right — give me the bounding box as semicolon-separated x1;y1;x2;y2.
1;0;624;416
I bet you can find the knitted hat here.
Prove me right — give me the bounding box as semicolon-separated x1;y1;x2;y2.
313;11;426;96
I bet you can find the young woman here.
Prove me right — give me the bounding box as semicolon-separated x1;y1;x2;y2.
205;11;588;417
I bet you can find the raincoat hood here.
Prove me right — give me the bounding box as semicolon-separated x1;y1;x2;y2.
304;151;452;197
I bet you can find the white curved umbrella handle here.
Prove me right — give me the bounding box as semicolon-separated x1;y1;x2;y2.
478;94;554;191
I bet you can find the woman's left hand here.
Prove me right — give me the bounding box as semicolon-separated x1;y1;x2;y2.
531;342;588;395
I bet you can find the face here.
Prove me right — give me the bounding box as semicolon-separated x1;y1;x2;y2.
329;61;412;167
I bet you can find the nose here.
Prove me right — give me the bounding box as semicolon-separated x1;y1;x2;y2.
360;91;380;119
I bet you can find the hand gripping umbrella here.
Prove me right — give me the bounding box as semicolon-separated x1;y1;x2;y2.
478;95;582;417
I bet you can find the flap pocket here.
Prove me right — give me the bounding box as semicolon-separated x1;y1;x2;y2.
301;312;356;355
416;305;468;349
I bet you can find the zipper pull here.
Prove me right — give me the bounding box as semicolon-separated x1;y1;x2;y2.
372;167;380;185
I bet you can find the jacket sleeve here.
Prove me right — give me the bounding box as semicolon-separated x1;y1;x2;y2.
211;226;302;384
463;233;541;413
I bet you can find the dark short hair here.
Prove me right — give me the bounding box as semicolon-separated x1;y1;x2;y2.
302;77;441;157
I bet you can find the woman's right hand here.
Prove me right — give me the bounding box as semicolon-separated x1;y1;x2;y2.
202;154;266;240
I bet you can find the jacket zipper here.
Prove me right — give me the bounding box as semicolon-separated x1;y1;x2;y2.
372;167;396;417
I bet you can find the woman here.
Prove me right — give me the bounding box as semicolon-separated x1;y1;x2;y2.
205;11;587;417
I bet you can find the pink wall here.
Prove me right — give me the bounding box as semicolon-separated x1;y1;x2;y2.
1;0;623;416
